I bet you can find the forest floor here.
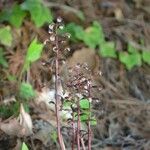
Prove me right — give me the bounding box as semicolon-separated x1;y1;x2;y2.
0;0;150;150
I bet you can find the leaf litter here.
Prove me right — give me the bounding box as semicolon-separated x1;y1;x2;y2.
0;0;150;149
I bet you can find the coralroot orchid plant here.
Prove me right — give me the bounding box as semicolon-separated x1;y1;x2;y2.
44;18;98;150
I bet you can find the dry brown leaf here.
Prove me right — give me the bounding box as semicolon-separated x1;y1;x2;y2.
66;48;99;72
33;122;55;146
12;139;22;150
61;48;100;83
19;103;33;136
114;8;124;20
0;118;22;136
7;48;24;76
0;104;33;137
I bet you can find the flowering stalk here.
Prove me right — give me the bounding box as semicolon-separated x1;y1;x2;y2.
77;98;81;150
87;79;92;150
71;113;75;150
45;17;67;150
55;35;65;150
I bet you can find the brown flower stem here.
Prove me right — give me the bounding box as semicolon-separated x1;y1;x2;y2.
55;35;65;150
88;80;92;150
87;108;92;150
72;114;75;150
77;99;81;150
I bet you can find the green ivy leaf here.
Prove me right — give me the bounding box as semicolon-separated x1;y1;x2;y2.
23;38;44;71
119;52;142;70
50;131;57;143
9;4;26;28
0;26;12;46
90;118;97;125
26;38;44;62
100;42;117;58
19;82;36;100
128;44;137;53
0;9;10;22
80;99;90;109
63;101;72;108
21;142;29;150
0;48;8;68
80;113;89;122
62;21;104;48
142;51;150;64
21;0;53;27
0;4;26;27
83;21;104;48
62;23;84;42
7;74;16;81
0;102;19;118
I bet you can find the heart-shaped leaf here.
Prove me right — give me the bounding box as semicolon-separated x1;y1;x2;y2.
142;51;150;64
0;26;12;46
21;0;53;27
100;42;117;58
19;82;36;100
119;52;142;70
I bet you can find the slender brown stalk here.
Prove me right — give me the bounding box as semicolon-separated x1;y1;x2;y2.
87;80;92;150
81;137;86;150
55;34;65;150
77;99;81;150
87;107;92;150
71;113;75;150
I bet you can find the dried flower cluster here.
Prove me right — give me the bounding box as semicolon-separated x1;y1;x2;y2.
45;18;99;150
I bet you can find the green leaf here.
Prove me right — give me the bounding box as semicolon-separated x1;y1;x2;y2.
100;42;117;58
9;4;26;28
63;101;72;108
50;131;57;143
62;23;84;42
119;52;142;70
83;21;104;48
23;38;44;71
80;113;89;122
22;103;30;113
26;38;44;62
0;102;19;118
21;142;29;150
90;118;97;125
142;51;150;64
19;82;36;100
128;44;137;53
21;0;53;27
80;99;90;109
0;26;12;46
0;9;10;22
0;48;8;68
63;21;104;48
7;75;16;81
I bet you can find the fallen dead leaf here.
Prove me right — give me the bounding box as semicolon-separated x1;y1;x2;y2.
0;104;33;137
19;103;33;136
0;118;22;136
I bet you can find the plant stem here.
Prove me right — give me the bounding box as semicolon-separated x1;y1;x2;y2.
72;114;75;150
87;109;91;150
55;36;65;150
77;98;81;150
88;80;92;150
